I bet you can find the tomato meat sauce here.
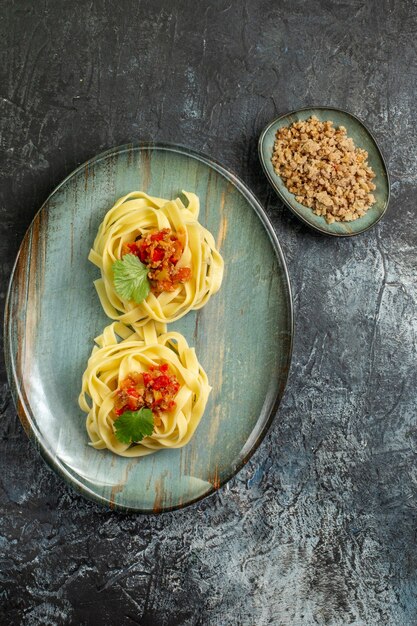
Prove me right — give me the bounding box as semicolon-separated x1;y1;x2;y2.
114;363;180;427
122;228;191;295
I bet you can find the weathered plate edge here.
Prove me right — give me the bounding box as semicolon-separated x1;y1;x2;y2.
4;142;294;514
258;106;391;237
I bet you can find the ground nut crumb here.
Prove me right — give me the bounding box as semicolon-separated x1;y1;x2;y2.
271;116;377;223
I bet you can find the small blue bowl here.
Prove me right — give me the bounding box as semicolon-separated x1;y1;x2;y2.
259;107;390;237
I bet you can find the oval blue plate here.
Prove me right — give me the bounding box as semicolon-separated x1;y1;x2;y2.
259;107;390;236
4;144;293;513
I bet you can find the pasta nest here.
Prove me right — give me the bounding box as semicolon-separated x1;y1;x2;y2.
78;321;211;457
89;191;224;328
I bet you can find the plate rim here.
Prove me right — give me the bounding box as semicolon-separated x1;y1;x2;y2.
4;142;294;514
258;106;391;237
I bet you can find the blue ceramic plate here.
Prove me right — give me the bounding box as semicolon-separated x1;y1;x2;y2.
259;107;390;236
4;144;293;513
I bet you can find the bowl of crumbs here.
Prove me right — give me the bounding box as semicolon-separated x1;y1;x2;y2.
259;107;390;236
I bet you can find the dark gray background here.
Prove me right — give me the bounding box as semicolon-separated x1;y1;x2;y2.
1;1;417;624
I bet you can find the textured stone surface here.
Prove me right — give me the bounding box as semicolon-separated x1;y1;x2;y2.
1;0;417;624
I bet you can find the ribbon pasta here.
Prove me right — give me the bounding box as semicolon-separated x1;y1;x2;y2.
89;191;224;328
78;321;211;457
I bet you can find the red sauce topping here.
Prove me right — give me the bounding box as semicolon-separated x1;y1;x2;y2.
122;228;191;295
114;364;180;425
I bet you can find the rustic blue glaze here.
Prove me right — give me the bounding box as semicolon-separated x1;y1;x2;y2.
4;144;293;513
259;107;390;236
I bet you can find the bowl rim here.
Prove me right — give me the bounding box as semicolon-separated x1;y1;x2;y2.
258;105;391;237
4;141;294;514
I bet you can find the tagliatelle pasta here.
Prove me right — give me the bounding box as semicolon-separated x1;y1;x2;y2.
88;191;224;328
78;320;211;457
